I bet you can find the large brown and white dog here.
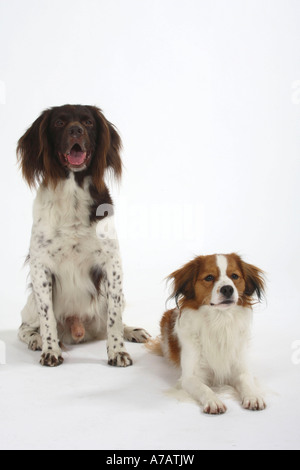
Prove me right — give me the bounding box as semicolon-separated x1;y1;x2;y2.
148;253;266;414
17;104;150;367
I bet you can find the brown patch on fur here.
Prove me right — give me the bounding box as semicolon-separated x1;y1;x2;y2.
223;253;265;307
167;258;202;310
224;253;246;305
89;184;113;224
168;255;219;310
239;260;265;306
86;106;122;194
191;255;221;309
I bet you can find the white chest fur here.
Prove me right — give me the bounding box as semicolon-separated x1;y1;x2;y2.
31;174;94;246
29;174;108;322
176;305;253;384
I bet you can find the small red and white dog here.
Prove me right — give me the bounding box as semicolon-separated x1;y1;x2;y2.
148;253;266;414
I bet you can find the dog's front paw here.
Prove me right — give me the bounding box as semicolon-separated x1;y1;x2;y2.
242;396;266;411
108;351;133;367
203;399;227;415
40;350;64;367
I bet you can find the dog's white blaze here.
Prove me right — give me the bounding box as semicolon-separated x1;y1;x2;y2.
210;254;237;305
216;254;228;284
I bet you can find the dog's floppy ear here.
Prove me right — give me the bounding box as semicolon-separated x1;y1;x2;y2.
17;109;52;188
168;258;201;308
106;119;122;179
87;106;122;193
241;260;266;302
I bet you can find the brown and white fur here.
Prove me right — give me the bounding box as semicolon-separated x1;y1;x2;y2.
148;253;266;414
17;104;150;367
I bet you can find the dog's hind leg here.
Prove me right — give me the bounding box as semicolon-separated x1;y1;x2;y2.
19;324;43;351
18;292;43;351
123;325;151;343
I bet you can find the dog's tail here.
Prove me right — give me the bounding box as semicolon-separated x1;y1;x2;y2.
145;336;163;356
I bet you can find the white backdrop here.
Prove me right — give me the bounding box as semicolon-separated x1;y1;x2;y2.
0;0;300;450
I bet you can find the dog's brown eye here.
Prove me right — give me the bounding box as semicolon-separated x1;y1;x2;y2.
55;120;64;128
204;275;214;282
85;120;93;127
231;274;239;280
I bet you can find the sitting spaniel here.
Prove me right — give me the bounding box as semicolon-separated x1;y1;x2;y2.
17;104;150;367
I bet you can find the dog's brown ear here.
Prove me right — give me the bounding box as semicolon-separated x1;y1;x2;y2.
87;106;122;193
241;261;266;302
106;120;122;179
17;109;51;188
168;258;201;308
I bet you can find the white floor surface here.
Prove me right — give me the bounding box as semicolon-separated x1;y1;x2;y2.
0;314;299;451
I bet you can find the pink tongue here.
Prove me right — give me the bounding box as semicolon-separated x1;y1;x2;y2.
67;149;87;165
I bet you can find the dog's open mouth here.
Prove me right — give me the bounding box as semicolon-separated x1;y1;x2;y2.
60;144;91;169
67;144;87;166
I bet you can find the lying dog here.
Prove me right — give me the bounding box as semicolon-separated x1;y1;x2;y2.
148;253;266;414
17;104;150;367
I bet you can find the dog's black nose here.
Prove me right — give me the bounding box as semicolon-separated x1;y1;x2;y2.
220;285;234;298
69;125;84;137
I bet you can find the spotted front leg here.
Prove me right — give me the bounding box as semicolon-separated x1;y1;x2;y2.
106;283;133;367
101;243;133;367
30;261;63;367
